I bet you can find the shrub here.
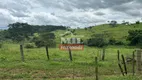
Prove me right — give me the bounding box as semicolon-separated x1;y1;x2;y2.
32;32;56;48
34;40;45;48
127;30;142;45
0;43;2;48
136;43;142;48
87;34;108;47
109;38;116;45
0;57;7;61
87;37;108;47
39;32;56;48
24;43;35;48
108;38;124;45
34;39;56;48
115;41;124;45
136;21;140;24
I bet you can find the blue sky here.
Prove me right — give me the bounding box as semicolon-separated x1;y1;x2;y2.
0;0;142;28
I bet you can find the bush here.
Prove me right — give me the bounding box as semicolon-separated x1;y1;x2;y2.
0;57;7;61
136;21;140;24
87;37;108;47
136;43;142;48
115;41;124;45
24;43;35;48
109;38;116;45
0;43;2;48
127;30;142;45
34;40;45;48
108;38;124;45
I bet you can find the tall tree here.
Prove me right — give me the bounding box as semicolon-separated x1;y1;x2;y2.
33;32;56;47
8;22;32;42
110;21;117;27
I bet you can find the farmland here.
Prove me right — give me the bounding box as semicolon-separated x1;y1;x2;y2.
0;23;142;80
1;0;142;79
54;23;142;44
0;43;142;80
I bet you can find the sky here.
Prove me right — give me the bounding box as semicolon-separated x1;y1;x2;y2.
0;0;142;28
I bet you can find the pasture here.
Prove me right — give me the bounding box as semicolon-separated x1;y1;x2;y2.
0;43;141;80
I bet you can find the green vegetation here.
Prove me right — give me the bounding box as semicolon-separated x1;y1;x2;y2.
0;22;142;79
1;22;142;47
24;43;35;49
0;43;142;80
31;32;56;47
54;23;142;46
87;34;108;47
127;30;142;46
1;22;66;47
0;43;2;48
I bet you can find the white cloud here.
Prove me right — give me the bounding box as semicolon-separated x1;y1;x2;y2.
0;0;142;28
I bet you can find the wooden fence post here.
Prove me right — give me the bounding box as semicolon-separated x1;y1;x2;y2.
102;48;105;61
117;50;120;61
132;51;135;76
45;46;50;60
20;45;24;62
136;50;142;74
95;57;98;80
121;54;127;75
68;47;72;61
117;50;125;76
118;63;125;76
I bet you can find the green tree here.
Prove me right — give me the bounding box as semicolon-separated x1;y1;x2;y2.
7;22;66;42
8;22;32;42
87;34;108;47
127;30;142;45
33;32;56;47
136;21;140;24
110;21;117;27
40;32;56;46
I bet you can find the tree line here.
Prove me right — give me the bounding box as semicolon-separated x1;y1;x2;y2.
0;22;66;48
0;22;142;48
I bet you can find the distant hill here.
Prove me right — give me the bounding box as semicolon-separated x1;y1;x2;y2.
53;23;142;44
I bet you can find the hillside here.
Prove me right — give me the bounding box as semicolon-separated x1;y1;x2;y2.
54;23;142;44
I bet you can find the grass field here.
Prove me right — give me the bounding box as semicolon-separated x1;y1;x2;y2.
0;43;142;80
0;23;142;80
54;23;142;44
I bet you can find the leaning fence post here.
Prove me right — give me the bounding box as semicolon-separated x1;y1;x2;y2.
20;45;24;62
117;50;124;76
132;51;135;76
118;63;125;76
68;47;72;61
95;57;98;80
121;54;127;75
45;46;50;60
